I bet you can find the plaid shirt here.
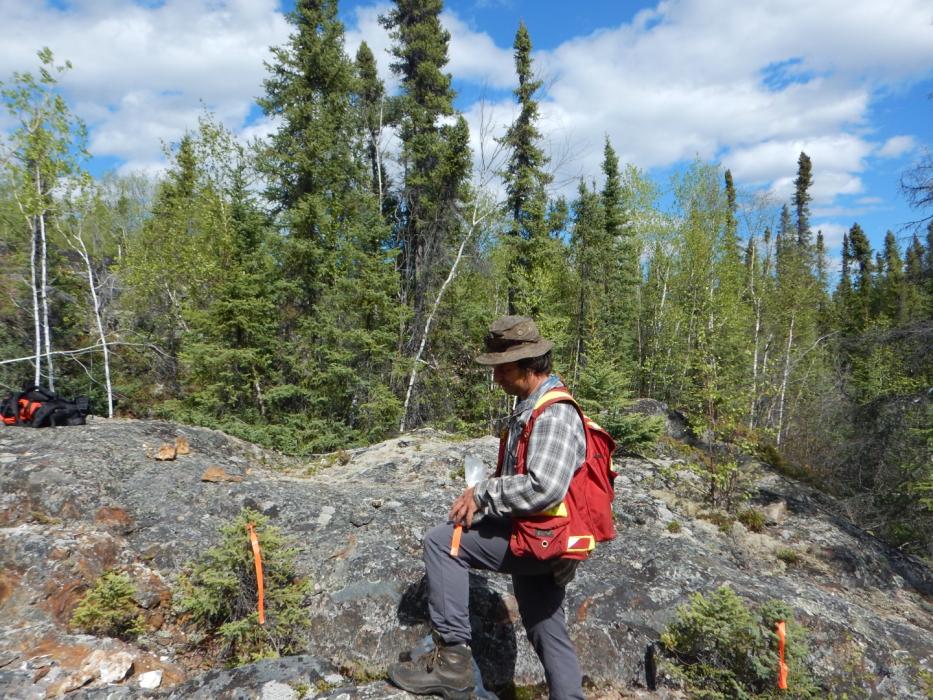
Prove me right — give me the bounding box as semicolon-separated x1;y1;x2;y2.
474;375;586;516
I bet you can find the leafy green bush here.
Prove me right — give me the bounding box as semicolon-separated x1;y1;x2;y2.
660;585;817;699
176;508;311;666
667;520;682;534
70;571;145;640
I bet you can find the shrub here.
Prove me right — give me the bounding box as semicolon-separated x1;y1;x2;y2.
660;585;818;699
738;508;766;533
176;508;311;666
667;520;683;534
71;571;145;640
776;548;801;566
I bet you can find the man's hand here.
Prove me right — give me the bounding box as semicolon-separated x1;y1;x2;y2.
449;486;479;528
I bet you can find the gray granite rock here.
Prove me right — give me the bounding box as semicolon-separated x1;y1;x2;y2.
0;418;930;698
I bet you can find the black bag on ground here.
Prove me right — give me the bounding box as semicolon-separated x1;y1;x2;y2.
0;385;91;427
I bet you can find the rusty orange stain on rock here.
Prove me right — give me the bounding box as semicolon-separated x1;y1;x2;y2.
41;577;87;623
576;597;593;622
0;570;19;607
95;506;135;533
57;499;81;520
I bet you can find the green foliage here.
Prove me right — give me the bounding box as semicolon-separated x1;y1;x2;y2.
667;520;682;534
775;548;801;566
177;509;311;667
660;586;818;699
737;508;766;533
70;571;145;640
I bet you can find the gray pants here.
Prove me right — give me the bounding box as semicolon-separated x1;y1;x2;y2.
423;517;584;700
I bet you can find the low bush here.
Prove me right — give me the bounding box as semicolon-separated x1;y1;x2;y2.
70;571;145;640
660;585;818;699
176;508;311;666
738;508;766;533
776;548;801;566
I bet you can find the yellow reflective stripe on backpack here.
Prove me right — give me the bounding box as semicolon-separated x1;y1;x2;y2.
535;501;568;517
533;389;575;411
566;535;595;553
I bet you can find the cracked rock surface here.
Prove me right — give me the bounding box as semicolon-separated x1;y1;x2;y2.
0;415;931;698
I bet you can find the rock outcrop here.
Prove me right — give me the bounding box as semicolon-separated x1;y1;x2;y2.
1;417;931;698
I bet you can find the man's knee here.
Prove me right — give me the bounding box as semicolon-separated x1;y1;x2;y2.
423;522;454;558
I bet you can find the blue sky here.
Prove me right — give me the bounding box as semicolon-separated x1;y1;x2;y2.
2;0;932;265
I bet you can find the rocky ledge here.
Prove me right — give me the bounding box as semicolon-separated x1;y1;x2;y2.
0;414;931;698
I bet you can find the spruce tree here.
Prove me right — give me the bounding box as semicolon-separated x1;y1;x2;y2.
380;0;471;339
121;133;221;401
793;151;813;249
847;223;873;331
600;138;640;374
259;0;403;448
723;169;740;259
260;0;360;313
878;231;906;322
354;41;388;203
903;234;928;321
500;22;551;314
380;0;473;428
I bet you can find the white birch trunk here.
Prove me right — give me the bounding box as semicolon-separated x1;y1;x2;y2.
30;214;41;387
39;207;54;390
399;215;479;433
775;314;795;447
75;235;113;417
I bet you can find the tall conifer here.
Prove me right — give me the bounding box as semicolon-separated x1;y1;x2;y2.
500;22;550;314
260;0;402;448
794;151;813;249
380;0;471;341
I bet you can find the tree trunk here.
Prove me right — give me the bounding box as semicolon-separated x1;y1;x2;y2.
776;315;795;446
30;213;42;387
75;234;113;417
39;207;54;390
400;213;480;432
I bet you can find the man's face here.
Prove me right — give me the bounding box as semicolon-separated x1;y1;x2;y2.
493;362;530;397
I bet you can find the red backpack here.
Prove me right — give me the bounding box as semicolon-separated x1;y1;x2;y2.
495;386;618;561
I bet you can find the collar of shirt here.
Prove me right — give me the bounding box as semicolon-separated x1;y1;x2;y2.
502;374;562;472
512;373;562;419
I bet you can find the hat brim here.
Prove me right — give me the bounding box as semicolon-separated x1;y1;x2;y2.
474;340;554;366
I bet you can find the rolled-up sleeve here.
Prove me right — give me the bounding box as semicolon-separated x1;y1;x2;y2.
474;403;585;516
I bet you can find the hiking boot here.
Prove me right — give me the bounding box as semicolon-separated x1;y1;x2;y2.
388;642;474;699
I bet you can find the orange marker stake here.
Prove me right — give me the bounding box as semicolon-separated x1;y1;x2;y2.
450;524;463;556
246;522;266;625
776;620;788;690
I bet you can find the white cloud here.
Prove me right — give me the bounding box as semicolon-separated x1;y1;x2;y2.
1;0;931;221
0;0;288;172
442;11;514;90
522;0;933;203
877;135;916;158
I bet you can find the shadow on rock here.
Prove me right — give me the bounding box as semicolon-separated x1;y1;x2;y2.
396;574;517;698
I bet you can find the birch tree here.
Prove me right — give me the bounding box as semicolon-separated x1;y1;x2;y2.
1;48;86;389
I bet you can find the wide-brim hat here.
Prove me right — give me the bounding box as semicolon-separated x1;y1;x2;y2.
474;316;554;365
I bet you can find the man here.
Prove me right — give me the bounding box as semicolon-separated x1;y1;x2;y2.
388;316;587;700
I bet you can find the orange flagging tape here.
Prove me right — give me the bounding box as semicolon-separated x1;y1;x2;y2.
776;620;788;690
246;522;266;625
450;524;463;556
